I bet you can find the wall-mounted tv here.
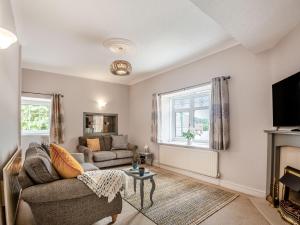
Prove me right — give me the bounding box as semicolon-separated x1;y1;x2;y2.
272;72;300;127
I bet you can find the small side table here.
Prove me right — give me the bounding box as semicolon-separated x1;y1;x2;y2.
138;152;154;166
122;169;157;209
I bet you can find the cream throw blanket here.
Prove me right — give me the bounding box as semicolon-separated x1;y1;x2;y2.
77;170;127;202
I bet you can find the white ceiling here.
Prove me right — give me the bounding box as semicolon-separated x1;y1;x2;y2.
10;0;237;85
10;0;300;85
191;0;300;53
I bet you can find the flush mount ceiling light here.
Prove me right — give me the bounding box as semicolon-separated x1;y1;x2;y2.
0;27;17;49
103;38;134;54
110;60;132;76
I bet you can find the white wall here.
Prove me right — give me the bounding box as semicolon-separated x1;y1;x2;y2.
22;69;129;151
129;45;272;193
0;0;20;172
0;0;20;224
268;23;300;83
19;20;300;196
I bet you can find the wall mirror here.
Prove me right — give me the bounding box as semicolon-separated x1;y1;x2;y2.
83;112;118;136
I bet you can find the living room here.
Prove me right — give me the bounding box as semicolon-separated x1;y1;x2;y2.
1;0;300;225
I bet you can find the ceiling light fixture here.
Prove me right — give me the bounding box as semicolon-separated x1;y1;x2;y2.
103;38;134;54
110;60;132;76
0;27;17;49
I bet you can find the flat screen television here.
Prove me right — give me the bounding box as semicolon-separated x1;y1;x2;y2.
272;72;300;127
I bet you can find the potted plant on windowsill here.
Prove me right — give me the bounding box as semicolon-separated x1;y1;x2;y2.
182;129;195;145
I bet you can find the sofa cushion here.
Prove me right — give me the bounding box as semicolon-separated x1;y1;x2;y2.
26;145;50;159
24;151;60;184
81;163;99;172
78;136;100;147
113;150;133;159
18;167;35;189
93;151;116;162
87;138;101;151
102;135;112;151
112;135;128;149
50;144;84;179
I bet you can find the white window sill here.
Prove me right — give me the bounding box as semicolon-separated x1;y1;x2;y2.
21;133;49;136
159;141;209;150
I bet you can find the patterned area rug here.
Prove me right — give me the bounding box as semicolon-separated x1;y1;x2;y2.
122;167;239;225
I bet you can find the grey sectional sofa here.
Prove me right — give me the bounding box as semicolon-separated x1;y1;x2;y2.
77;135;138;168
17;144;122;225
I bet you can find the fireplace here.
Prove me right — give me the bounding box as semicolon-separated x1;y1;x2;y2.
279;166;300;225
265;130;300;224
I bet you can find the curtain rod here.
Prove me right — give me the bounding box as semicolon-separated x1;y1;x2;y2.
22;91;64;97
158;76;231;96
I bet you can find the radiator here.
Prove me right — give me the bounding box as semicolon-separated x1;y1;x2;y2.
159;145;219;178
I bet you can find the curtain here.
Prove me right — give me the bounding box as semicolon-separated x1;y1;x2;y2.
151;93;160;143
50;94;64;144
210;77;230;150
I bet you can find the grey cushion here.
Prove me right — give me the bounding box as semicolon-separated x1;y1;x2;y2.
71;153;85;164
26;146;49;159
18;168;35;189
24;148;60;184
94;158;132;168
102;135;112;151
93;151;116;162
113;150;133;159
81;163;99;172
112;135;128;149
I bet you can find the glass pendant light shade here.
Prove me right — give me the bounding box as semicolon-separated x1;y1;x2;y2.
110;60;132;76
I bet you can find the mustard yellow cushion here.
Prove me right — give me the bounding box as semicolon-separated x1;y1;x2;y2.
50;144;84;178
87;138;101;152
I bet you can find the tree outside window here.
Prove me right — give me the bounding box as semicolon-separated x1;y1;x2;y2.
21;97;51;135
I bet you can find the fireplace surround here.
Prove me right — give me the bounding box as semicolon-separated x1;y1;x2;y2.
265;130;300;224
265;130;300;206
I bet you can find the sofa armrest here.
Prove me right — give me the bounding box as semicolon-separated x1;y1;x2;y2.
128;143;138;152
21;179;93;203
71;153;84;164
77;145;93;163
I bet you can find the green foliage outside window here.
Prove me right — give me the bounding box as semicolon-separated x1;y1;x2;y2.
21;104;50;133
194;118;209;131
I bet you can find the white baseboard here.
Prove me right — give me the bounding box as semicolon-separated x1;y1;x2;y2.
156;163;266;198
158;163;220;185
219;180;266;198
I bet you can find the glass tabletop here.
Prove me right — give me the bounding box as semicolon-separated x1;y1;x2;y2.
122;168;156;179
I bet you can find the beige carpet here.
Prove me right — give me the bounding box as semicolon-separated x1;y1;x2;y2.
123;167;239;225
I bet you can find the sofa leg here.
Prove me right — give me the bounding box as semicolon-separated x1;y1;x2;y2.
111;214;118;223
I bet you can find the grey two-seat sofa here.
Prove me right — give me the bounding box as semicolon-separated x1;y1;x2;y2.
77;135;138;168
17;143;122;225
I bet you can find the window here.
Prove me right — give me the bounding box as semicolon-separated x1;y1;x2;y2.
21;97;51;135
160;84;211;147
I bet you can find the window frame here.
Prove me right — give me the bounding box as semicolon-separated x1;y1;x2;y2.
21;97;52;136
171;91;210;144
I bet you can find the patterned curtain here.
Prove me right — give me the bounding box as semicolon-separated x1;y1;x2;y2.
50;94;64;144
209;77;230;150
151;93;160;143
